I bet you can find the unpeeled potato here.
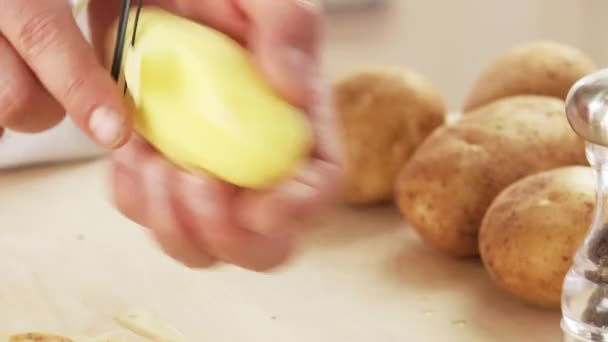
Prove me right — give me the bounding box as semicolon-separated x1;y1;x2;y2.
396;95;586;257
334;66;446;205
106;7;312;189
463;40;596;112
479;166;595;309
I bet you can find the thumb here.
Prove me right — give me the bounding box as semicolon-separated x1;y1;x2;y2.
238;0;322;108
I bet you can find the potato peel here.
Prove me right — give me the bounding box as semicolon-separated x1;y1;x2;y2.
114;310;190;342
6;333;73;342
2;310;190;342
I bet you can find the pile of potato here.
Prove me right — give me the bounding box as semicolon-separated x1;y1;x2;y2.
333;40;598;309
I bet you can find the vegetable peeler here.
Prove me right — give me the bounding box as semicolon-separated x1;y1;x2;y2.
70;0;142;87
111;0;144;92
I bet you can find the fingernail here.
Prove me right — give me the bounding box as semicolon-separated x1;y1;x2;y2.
89;106;126;148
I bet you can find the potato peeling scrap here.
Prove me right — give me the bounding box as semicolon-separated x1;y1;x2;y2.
4;333;74;341
114;310;190;342
2;310;190;342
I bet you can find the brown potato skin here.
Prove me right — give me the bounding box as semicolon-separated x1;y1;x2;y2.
334;66;446;205
479;166;595;309
396;95;586;257
463;40;596;112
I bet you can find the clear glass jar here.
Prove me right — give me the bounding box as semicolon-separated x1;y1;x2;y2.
562;143;608;342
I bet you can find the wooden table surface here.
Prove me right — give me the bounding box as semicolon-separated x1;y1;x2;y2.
0;160;562;341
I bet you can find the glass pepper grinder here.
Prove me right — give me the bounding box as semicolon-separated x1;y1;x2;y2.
563;68;608;342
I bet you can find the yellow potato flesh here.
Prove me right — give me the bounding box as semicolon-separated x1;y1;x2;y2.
118;8;312;188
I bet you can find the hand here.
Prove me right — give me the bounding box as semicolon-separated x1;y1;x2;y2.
0;0;131;145
89;0;342;271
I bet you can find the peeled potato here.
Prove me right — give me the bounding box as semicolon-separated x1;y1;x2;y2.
396;95;586;257
479;166;595;309
463;40;596;112
107;8;312;189
334;66;446;205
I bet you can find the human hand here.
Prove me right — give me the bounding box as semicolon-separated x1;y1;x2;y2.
89;0;342;271
0;0;131;145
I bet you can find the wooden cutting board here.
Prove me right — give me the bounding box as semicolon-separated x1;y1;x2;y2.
0;160;561;341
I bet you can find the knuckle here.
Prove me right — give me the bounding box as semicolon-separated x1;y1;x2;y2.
62;74;88;106
0;78;32;127
17;11;61;58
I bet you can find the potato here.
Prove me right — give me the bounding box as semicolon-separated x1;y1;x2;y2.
334;66;446;204
396;95;586;257
108;8;312;189
479;166;594;309
463;40;596;112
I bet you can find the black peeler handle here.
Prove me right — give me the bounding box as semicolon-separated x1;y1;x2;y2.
110;0;143;84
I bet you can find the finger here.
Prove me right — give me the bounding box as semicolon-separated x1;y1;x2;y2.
203;219;296;272
237;0;322;107
236;77;343;237
111;137;216;269
87;0;248;64
86;0;122;64
0;0;130;148
109;136;148;224
142;158;217;269
161;0;248;41
237;159;341;237
0;35;64;132
170;168;295;272
310;75;343;164
113;135;295;272
111;135;293;272
168;168;236;262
